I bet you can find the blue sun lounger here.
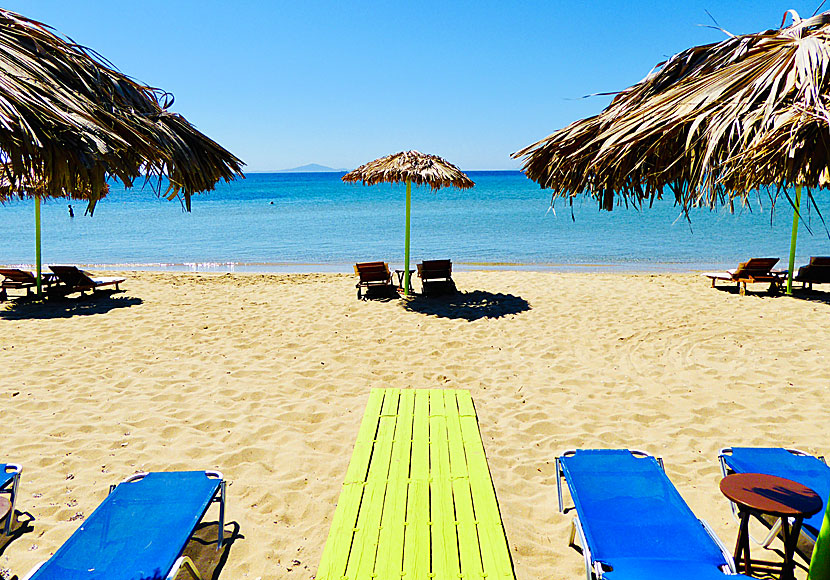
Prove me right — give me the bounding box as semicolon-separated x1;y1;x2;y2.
1;463;21;535
23;470;226;580
719;447;830;557
556;449;744;580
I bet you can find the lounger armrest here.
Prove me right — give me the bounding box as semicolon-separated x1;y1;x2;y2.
21;561;46;580
166;555;203;580
700;518;738;574
2;464;21;535
3;464;21;476
121;471;150;484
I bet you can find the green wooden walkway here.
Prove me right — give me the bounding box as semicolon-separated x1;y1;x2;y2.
317;388;515;580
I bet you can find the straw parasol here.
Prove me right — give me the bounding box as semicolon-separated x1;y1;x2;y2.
514;9;830;294
342;150;474;295
0;8;244;293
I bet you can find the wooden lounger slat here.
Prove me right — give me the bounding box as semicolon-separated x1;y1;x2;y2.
459;390;513;580
316;389;385;580
317;389;515;580
429;390;460;580
374;389;414;580
343;390;399;580
403;390;431;580
446;390;485;576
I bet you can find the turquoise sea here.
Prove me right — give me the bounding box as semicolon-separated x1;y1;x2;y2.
0;171;828;272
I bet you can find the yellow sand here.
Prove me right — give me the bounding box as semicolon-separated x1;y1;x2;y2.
1;270;828;579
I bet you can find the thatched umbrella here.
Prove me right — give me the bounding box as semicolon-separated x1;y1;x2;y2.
0;8;243;293
342;150;474;295
514;9;830;294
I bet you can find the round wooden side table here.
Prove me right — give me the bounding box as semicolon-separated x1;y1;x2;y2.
720;472;823;580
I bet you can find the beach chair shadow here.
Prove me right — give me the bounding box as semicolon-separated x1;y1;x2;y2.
0;510;35;558
0;295;142;320
403;290;530;321
178;520;243;580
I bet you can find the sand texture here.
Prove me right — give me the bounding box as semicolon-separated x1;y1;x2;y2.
1;270;828;579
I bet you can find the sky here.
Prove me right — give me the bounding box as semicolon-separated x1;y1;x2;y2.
5;1;828;171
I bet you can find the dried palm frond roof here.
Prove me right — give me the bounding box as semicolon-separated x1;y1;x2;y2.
342;150;474;190
513;9;830;212
0;164;108;204
0;8;243;212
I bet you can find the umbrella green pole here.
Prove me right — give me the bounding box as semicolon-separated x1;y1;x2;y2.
786;184;802;295
35;196;42;295
404;179;411;296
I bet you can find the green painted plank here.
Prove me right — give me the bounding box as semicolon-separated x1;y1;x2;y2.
458;391;514;580
446;390;484;579
317;389;385;580
319;388;514;580
403;389;431;580
345;389;400;580
430;389;461;580
375;389;415;580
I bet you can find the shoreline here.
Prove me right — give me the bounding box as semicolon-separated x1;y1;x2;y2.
0;260;747;274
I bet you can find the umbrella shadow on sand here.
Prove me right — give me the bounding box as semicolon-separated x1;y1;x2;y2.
0;293;142;320
709;284;830;305
790;288;830;305
403;290;530;321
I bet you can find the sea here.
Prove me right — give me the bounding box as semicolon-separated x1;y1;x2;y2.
0;171;828;273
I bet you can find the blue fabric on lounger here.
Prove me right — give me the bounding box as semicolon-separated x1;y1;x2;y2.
0;466;14;490
29;471;221;580
721;447;830;540
558;449;743;580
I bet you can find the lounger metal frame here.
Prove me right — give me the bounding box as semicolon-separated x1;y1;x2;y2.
1;463;21;536
718;447;826;549
23;470;226;580
557;449;736;580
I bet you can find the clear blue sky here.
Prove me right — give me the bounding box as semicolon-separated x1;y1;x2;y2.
5;1;826;171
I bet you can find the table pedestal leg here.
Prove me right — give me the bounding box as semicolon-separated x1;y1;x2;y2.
734;510;753;576
780;516;804;580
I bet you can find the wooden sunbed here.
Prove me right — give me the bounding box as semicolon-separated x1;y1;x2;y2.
794;256;830;290
49;265;125;296
0;268;56;301
354;261;394;299
417;259;456;295
703;257;784;296
316;388;515;580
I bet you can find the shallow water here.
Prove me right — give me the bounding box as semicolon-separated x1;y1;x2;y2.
0;171;828;272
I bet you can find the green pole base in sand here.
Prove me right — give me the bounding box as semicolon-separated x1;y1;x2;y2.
35;196;42;296
404;179;411;296
786;184;802;296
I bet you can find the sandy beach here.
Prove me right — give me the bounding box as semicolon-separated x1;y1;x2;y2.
1;270;828;579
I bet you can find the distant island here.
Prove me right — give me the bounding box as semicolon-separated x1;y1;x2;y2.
276;163;347;173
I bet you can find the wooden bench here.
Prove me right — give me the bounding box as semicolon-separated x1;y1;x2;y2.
317;388;515;580
0;268;56;301
354;261;394;300
417;259;456;295
794;256;830;290
703;257;784;296
49;265;125;297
